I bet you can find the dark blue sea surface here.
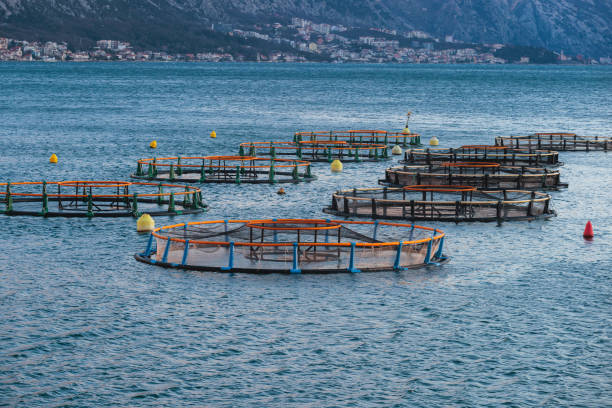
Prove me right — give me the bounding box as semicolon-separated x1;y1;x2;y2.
0;63;611;406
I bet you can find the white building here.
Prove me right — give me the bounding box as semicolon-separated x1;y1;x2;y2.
311;23;331;34
405;31;431;39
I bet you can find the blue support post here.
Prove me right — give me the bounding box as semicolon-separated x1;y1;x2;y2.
372;221;379;241
272;218;278;242
393;242;405;271
348;242;360;273
142;233;154;257
424;239;432;264
434;236;445;260
181;240;190;265
221;242;234;271
290;242;301;273
423;231;440;266
409;224;415;241
224;219;229;241
161;238;171;263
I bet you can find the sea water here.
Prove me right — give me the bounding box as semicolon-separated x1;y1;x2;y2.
0;63;610;406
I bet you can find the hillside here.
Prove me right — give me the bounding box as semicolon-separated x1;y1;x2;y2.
1;0;610;56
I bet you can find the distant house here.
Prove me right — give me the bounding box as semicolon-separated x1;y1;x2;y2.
72;52;90;61
96;40;131;51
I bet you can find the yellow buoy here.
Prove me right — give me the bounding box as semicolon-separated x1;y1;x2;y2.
210;130;217;139
429;136;439;146
136;213;155;233
403;111;412;134
49;153;58;163
331;159;343;172
391;145;402;155
149;140;157;149
277;187;286;195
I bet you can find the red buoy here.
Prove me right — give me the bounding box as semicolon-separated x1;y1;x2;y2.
583;221;594;239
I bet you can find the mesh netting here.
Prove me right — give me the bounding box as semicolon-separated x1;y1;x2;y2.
294;130;421;147
238;141;390;162
495;133;612;151
402;146;561;167
0;181;206;217
132;156;315;184
381;163;566;190
163;221;377;243
135;219;448;273
324;186;555;223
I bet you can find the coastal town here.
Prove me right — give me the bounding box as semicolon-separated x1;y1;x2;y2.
1;17;609;64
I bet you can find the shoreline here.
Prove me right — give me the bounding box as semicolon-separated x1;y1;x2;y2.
0;60;600;66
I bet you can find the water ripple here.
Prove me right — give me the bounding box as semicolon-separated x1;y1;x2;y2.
0;63;611;407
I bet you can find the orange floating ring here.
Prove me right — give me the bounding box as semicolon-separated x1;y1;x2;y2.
298;140;349;146
403;185;478;192
203;155;258;161
459;145;508;150
245;220;342;231
441;161;501;168
57;181;133;188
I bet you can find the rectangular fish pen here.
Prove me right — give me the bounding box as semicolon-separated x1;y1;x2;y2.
495;133;612;151
381;162;566;191
402;146;561;167
294;130;421;147
324;186;555;223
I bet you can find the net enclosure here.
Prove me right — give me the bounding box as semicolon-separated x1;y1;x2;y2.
239;141;390;162
294;130;421;147
402;145;561;167
132;156;315;184
135;219;448;273
324;185;555;223
381;162;566;190
0;181;206;217
495;133;612;151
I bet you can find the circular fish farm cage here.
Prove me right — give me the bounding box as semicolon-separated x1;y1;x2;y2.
238;141;390;162
380;162;566;190
135;219;448;273
294;130;421;147
132;156;315;184
495;133;612;151
0;181;206;217
402;145;561;167
324;185;555;223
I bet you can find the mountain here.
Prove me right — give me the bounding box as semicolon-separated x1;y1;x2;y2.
1;0;611;57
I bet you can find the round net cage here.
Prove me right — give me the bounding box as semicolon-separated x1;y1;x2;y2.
402;146;561;167
324;185;555;223
294;130;421;147
381;162;566;190
135;219;448;273
495;133;612;151
0;181;206;217
132;156;315;184
238;141;390;162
